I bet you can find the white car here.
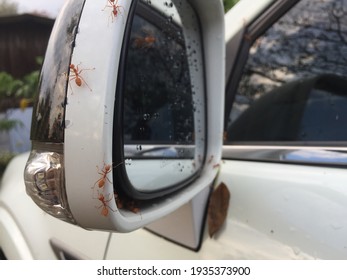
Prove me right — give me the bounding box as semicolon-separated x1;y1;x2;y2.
1;0;347;260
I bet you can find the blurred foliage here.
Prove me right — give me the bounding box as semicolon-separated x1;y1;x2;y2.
0;119;22;132
0;58;41;100
0;56;41;112
224;0;240;12
0;0;18;16
0;57;40;174
0;151;14;177
0;72;22;98
0;64;37;150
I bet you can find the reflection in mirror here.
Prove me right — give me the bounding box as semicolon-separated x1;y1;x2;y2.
120;0;205;195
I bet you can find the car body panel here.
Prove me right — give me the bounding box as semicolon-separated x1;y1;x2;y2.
214;158;347;259
107;156;347;260
5;152;346;260
1;153;110;259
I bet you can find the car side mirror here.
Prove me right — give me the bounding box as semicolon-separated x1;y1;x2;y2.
24;0;225;233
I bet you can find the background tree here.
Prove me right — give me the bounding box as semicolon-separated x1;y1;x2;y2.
0;0;18;16
224;0;239;12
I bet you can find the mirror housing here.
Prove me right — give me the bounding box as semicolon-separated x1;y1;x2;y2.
24;0;224;233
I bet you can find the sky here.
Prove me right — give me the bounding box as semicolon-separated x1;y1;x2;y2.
13;0;67;18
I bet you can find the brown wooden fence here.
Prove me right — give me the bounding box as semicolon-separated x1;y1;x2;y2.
0;14;54;78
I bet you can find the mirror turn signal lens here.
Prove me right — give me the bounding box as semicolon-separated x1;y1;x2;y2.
24;144;76;224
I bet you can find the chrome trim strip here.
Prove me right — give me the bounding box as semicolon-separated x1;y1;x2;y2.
124;144;195;158
223;145;347;167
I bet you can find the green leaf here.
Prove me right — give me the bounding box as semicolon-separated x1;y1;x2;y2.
0;119;22;132
223;0;239;12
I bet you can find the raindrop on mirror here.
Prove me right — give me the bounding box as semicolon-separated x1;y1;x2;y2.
120;0;206;194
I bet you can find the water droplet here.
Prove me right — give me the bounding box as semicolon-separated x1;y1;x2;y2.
292;247;301;255
289;226;297;232
331;222;343;230
167;15;173;22
36;112;42;121
164;1;173;7
143;113;150;120
64;120;72;129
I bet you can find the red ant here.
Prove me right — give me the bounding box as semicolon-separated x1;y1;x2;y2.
103;0;124;23
213;160;226;169
114;191;140;214
67;63;95;93
93;162;123;189
133;33;156;49
96;193;115;217
93;163;112;189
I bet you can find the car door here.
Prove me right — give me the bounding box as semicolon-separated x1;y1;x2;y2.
219;0;347;259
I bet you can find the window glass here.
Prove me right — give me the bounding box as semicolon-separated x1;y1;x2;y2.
226;0;347;143
123;2;194;145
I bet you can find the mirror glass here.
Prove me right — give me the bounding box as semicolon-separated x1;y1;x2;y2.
121;0;205;194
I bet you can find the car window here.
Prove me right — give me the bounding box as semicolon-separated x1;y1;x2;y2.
226;0;347;145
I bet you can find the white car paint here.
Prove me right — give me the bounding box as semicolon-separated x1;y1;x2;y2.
214;160;347;259
4;152;340;259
